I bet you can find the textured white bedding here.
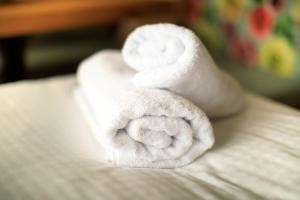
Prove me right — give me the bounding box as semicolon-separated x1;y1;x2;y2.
0;76;299;200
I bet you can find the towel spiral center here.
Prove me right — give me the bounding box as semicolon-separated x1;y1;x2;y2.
124;32;186;70
124;116;194;159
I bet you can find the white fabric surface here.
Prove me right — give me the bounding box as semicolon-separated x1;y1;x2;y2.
76;50;214;168
0;76;300;200
122;23;244;118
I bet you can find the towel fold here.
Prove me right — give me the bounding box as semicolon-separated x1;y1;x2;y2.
122;23;244;118
75;50;214;168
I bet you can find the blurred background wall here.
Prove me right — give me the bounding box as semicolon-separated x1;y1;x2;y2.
0;0;299;108
1;26;115;79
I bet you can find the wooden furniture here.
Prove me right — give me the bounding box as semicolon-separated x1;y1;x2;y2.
0;0;178;82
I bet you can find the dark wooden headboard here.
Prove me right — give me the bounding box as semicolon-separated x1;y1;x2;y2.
0;0;179;82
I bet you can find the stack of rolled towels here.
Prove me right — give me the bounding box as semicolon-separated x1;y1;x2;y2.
74;23;244;168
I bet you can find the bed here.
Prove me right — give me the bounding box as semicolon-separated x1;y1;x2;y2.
0;76;299;200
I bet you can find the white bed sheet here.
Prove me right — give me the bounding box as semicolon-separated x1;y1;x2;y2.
0;76;299;200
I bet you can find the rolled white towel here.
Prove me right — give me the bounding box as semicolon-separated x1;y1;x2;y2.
75;50;214;168
122;23;244;118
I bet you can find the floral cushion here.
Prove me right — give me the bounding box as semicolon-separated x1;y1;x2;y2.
185;0;300;78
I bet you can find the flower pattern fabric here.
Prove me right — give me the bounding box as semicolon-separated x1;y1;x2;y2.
248;6;274;39
185;0;299;78
259;36;296;76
